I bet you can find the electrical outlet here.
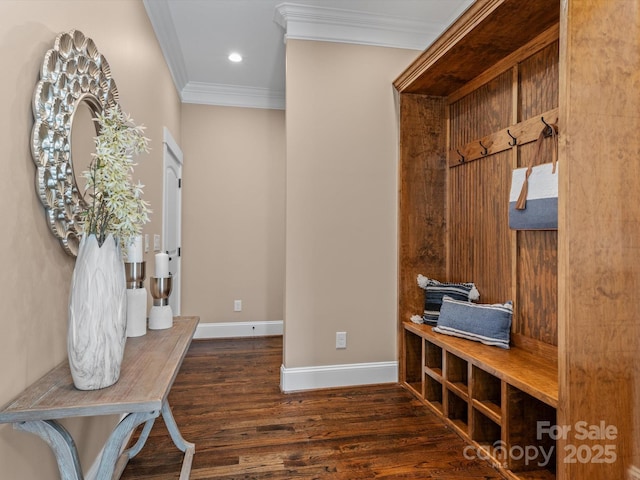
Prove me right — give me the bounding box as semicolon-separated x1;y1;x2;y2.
144;234;150;253
336;331;347;349
153;234;161;252
234;300;242;312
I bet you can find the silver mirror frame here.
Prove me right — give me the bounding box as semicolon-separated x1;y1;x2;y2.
31;29;119;256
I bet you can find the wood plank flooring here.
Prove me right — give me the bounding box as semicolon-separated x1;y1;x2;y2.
121;336;503;479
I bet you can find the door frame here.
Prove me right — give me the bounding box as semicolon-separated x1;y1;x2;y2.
162;126;183;315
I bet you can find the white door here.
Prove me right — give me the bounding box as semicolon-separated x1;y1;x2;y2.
162;127;183;315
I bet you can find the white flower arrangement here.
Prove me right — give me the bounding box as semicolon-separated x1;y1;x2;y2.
80;105;151;249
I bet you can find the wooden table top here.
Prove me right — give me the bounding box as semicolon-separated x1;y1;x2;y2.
0;316;199;423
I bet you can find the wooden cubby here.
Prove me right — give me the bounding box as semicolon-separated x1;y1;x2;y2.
446;387;469;434
424;339;442;374
444;351;468;398
471;366;502;424
505;385;557;478
424;373;443;413
471;409;501;451
396;0;640;478
403;324;557;478
403;327;422;396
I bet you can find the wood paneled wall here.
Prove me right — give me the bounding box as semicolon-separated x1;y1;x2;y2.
397;24;561;361
450;70;513;145
448;151;512;302
446;38;559;353
519;42;559;121
448;69;513;304
397;95;446;380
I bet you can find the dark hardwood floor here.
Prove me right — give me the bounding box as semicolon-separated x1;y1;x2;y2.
121;336;503;479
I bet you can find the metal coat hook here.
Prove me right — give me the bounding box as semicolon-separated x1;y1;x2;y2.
456;149;465;163
479;140;488;156
507;129;517;146
541;116;554;137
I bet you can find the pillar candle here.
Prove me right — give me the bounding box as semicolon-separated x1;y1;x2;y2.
126;288;147;337
127;235;144;263
155;252;169;277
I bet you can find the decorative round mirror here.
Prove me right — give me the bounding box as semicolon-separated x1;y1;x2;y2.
31;30;119;256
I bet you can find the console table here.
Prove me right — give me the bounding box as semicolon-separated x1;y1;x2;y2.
0;315;199;480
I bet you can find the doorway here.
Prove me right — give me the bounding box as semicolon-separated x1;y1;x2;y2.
162;127;183;315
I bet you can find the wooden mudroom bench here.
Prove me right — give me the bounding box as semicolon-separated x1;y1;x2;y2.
403;321;558;479
394;0;565;477
404;321;558;407
394;0;640;477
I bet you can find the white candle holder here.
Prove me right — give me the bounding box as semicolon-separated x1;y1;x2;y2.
124;261;148;337
148;275;173;330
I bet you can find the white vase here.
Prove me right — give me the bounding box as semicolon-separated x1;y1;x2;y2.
68;234;127;390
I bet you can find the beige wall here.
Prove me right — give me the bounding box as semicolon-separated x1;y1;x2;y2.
284;40;418;367
0;1;180;478
180;104;285;323
0;1;418;474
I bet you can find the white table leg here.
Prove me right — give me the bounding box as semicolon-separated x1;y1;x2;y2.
15;420;83;480
16;411;160;480
161;401;195;480
119;416;156;460
109;412;160;479
96;410;159;480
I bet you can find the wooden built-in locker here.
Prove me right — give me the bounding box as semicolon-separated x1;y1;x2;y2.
395;0;640;478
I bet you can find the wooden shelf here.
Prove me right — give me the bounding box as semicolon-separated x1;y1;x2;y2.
424;341;443;370
424;373;443;406
393;0;559;95
425;367;442;380
447;381;469;400
473;399;501;425
402;324;557;480
405;322;558;408
405;382;421;397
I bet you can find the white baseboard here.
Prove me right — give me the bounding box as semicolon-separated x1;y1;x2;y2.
280;361;398;392
194;320;283;339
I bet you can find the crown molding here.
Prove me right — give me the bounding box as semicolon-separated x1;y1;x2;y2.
143;0;188;91
181;82;286;110
274;2;447;50
145;1;470;109
144;0;285;109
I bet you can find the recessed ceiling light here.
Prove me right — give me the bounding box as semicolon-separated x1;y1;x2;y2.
228;52;243;63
